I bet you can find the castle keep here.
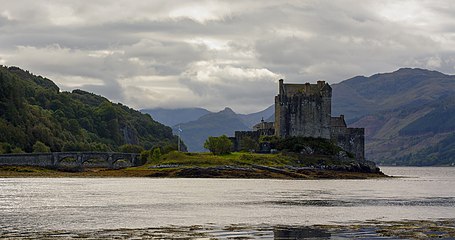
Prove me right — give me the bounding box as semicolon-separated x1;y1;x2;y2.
234;79;365;160
275;79;331;139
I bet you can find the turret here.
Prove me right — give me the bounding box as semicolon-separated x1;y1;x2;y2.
279;79;284;96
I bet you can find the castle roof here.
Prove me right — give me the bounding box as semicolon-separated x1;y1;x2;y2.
279;80;331;97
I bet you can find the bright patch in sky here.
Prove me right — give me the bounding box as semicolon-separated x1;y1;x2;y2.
1;0;454;113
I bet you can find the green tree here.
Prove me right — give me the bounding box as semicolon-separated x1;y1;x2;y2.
140;150;152;164
0;142;12;154
32;141;51;153
11;147;25;153
152;147;161;161
204;135;233;155
118;144;144;153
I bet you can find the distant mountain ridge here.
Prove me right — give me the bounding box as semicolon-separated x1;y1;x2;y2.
332;68;455;119
141;107;211;127
142;106;274;152
174;107;250;152
332;68;455;165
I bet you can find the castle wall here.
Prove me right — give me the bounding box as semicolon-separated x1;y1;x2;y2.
331;127;365;160
232;131;261;152
275;80;331;139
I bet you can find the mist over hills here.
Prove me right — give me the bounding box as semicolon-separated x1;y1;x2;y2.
141;108;211;127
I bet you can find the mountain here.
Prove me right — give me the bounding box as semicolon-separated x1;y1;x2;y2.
0;66;178;153
174;107;250;152
332;68;454;119
238;105;274;128
332;68;455;165
141;107;211;127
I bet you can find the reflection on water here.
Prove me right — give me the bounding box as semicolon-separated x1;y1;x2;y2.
0;167;454;238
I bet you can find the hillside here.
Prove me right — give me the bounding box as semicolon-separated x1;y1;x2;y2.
332;68;455;119
332;68;455;165
0;66;178;153
174;107;250;152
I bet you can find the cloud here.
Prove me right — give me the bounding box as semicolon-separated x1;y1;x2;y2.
1;0;455;113
180;61;281;112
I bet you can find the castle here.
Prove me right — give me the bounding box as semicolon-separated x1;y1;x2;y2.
233;79;365;160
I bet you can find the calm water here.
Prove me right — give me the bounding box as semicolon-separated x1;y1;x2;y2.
0;167;454;235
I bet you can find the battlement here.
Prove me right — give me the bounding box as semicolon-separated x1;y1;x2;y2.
278;79;331;97
276;80;332;139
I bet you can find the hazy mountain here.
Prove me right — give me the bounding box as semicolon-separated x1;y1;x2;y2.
173;107;250;152
238;105;274;128
141;107;211;127
332;68;455;165
332;68;454;119
140;105;274;152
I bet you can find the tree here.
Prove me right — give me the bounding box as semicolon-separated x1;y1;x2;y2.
204;135;233;155
32;141;51;153
118;144;144;153
139;150;152;164
152;147;161;161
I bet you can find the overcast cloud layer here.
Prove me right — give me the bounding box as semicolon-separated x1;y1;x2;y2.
1;0;454;113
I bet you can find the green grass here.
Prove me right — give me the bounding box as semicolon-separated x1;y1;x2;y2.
136;151;299;169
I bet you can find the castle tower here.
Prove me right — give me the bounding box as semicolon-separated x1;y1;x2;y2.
274;79;332;139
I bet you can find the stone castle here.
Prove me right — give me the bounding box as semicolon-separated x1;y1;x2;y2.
233;79;365;160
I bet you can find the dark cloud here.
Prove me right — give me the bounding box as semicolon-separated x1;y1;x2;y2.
1;0;454;113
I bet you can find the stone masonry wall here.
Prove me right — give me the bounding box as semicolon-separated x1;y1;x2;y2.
331;128;365;160
0;153;54;167
275;80;331;139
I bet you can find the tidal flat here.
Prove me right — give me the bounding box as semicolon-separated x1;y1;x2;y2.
2;219;454;239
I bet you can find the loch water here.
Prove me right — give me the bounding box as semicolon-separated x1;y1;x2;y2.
0;167;454;238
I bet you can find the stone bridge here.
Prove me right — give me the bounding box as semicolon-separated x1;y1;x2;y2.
0;152;141;169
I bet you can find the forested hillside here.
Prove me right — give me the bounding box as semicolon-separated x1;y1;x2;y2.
0;66;178;153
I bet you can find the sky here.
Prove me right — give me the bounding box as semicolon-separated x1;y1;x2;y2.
1;0;454;113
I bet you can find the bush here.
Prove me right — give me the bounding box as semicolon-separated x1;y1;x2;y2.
11;147;25;153
204;135;233;155
32;141;51;153
0;142;12;154
140;150;152;163
152;147;161;161
118;144;144;153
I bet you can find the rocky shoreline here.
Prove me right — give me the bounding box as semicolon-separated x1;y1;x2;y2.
0;164;387;179
1;219;453;239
